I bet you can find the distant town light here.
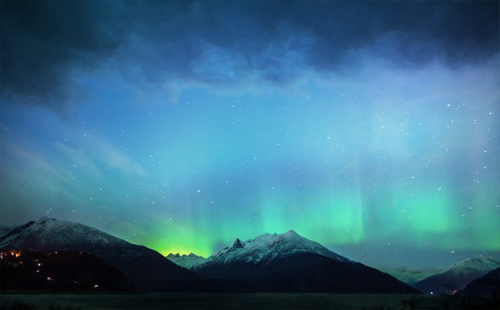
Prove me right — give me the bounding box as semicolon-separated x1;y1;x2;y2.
10;250;21;257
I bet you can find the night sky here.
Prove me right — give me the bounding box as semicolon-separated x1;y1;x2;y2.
1;0;499;270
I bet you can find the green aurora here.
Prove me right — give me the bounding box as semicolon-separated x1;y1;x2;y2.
1;0;499;269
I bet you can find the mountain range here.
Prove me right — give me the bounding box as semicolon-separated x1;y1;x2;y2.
460;267;500;296
413;256;500;294
1;250;131;292
0;217;196;291
1;217;497;295
382;267;440;284
166;253;207;269
192;230;418;293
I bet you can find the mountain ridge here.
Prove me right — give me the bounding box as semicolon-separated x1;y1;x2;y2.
5;217;494;295
166;253;207;269
195;230;418;293
0;217;197;291
414;255;500;294
460;267;500;296
199;229;352;269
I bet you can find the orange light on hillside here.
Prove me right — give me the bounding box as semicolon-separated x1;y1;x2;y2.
10;250;21;257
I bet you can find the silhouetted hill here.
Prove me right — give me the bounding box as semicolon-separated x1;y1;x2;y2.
0;217;197;291
415;256;500;294
0;250;131;291
196;231;419;293
460;267;500;296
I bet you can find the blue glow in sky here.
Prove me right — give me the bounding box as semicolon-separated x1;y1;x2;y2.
1;0;499;269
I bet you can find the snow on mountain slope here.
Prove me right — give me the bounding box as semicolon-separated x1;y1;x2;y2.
167;253;207;269
415;256;500;294
460;267;500;296
0;217;128;250
200;230;352;267
0;224;13;238
381;267;441;284
445;256;500;277
194;230;418;293
0;217;197;291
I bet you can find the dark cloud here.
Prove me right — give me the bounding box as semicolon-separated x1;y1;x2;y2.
1;0;498;111
0;0;123;111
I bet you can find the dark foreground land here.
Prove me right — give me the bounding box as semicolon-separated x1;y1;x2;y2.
1;293;499;310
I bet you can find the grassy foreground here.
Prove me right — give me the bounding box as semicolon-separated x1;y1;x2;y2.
0;293;498;310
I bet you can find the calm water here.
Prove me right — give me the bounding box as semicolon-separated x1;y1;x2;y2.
0;293;487;310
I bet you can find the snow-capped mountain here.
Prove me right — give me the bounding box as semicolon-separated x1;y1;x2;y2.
414;256;500;294
167;253;207;269
445;256;500;278
202;230;351;266
0;224;12;239
195;230;418;293
460;267;500;296
0;217;196;291
0;217;129;250
381;267;441;284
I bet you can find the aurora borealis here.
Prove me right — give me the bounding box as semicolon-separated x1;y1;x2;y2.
1;0;499;270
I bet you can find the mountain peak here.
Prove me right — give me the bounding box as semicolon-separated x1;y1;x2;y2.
415;255;500;294
448;255;500;271
232;238;244;249
0;218;197;291
207;230;352;266
166;252;207;269
167;252;205;259
38;217;57;224
283;229;300;237
0;217;127;251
